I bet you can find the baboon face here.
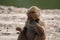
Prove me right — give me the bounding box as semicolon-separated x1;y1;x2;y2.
27;6;41;20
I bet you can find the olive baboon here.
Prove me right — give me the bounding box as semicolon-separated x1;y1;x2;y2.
25;6;45;40
17;6;46;40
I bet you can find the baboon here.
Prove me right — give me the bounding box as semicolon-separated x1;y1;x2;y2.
25;6;45;40
17;6;46;40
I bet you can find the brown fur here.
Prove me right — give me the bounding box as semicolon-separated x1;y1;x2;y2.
17;6;46;40
17;27;28;40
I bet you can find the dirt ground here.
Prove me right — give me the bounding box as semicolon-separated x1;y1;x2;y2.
0;6;60;40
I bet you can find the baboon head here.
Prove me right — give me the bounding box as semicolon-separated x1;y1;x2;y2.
27;6;41;21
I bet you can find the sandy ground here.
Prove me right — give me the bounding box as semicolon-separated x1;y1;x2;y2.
0;5;60;40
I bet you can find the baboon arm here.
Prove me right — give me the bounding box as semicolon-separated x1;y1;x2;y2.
33;23;45;37
33;25;45;40
34;35;45;40
34;35;41;40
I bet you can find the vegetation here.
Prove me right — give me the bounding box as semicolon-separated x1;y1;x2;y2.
0;0;60;9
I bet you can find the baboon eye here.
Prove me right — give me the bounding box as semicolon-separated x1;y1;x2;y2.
31;11;35;13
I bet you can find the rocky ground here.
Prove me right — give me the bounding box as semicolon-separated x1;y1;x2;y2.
0;5;60;40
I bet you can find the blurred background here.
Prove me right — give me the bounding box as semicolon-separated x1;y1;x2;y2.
0;0;60;40
0;0;60;9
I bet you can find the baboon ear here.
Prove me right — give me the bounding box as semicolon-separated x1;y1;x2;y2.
16;27;22;32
